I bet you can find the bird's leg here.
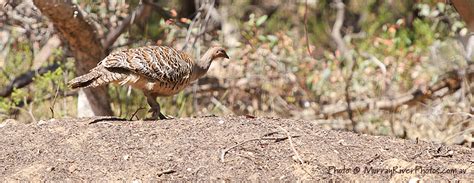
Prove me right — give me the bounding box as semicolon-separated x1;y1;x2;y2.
144;92;167;120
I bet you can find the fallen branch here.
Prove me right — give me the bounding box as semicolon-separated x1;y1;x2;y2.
322;64;474;117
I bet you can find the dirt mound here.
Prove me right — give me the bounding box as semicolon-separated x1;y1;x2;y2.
0;116;472;181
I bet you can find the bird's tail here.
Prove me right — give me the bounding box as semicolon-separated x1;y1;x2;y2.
68;69;103;89
68;66;131;89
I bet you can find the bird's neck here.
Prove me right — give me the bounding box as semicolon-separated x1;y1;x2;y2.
190;52;214;81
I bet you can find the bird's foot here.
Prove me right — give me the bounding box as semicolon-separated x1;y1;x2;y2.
146;109;172;120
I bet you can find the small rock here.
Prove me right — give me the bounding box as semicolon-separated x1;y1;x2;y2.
218;120;224;124
337;139;345;145
447;150;454;156
408;177;422;183
123;155;130;160
37;120;47;125
68;165;77;173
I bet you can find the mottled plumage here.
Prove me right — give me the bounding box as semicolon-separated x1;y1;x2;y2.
69;46;229;119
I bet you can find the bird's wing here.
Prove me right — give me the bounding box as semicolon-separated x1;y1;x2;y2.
99;46;194;84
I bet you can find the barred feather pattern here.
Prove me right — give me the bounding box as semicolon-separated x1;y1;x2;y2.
69;46;196;96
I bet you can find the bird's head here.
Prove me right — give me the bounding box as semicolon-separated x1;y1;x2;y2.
209;47;229;61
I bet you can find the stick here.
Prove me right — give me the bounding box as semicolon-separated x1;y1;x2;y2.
157;168;176;176
129;107;146;121
278;126;305;164
49;85;60;118
220;132;300;162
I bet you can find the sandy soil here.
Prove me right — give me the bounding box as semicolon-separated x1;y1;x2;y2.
0;116;472;181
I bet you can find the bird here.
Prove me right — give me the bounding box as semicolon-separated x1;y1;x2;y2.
68;46;229;120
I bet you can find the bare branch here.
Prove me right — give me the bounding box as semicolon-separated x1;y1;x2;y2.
0;63;59;98
330;0;356;130
303;0;312;55
322;64;474;116
330;0;348;56
102;2;150;50
33;35;61;69
182;0;216;51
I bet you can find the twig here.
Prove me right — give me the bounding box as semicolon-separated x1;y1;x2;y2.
210;97;233;114
345;59;357;131
430;150;454;158
157;168;176;177
182;0;215;51
49;85;60;118
25;97;36;123
330;0;357;130
11;104;36;123
366;154;380;164
129;107;145;121
303;0;312;55
220;132;300;163
278;126;305;164
182;9;202;51
88;116;127;124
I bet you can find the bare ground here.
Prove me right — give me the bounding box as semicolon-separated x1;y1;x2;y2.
0;116;472;181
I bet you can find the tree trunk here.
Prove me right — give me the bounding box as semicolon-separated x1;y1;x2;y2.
451;0;474;31
451;0;474;61
33;0;113;116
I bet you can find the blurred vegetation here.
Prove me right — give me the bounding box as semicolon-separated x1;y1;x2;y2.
0;0;472;146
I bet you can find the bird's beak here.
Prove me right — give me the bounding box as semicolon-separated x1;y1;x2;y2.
224;52;229;59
